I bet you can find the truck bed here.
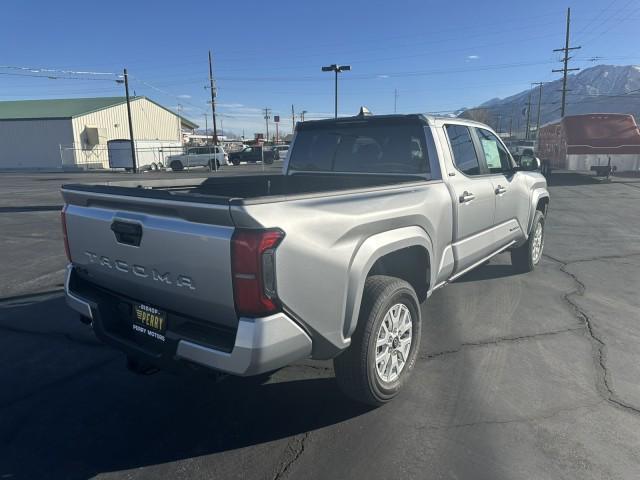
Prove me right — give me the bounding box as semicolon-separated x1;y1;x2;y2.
60;171;431;335
62;173;426;207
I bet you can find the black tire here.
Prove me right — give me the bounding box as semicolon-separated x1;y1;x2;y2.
334;275;421;406
170;160;184;172
511;210;545;273
232;159;240;166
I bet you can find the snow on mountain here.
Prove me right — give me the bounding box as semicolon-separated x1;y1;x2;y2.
458;64;640;133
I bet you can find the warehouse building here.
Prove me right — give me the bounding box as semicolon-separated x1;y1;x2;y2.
0;97;198;170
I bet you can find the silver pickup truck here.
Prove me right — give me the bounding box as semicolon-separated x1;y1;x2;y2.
61;114;549;406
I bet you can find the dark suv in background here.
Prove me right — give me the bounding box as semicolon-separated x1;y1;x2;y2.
228;146;278;165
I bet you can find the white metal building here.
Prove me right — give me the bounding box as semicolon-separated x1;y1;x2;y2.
0;97;198;170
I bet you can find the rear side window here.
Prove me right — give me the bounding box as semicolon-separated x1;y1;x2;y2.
289;122;429;174
445;125;480;175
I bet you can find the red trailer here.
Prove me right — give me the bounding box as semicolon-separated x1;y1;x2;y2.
537;113;640;173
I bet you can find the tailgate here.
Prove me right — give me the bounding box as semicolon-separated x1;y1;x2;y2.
62;187;237;328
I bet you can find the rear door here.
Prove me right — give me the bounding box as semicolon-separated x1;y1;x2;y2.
474;127;530;246
443;124;497;273
193;146;213;167
185;147;200;167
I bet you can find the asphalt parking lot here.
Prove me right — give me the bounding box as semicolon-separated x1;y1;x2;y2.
1;170;639;479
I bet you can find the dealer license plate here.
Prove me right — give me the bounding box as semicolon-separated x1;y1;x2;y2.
132;303;167;342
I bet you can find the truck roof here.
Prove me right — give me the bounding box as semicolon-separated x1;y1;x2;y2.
297;113;490;130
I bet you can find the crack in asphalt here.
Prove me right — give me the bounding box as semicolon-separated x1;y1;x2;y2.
543;253;640;416
419;326;585;361
272;432;310;480
417;401;605;431
297;364;333;372
550;252;640;265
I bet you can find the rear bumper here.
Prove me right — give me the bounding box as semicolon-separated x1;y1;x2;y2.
64;265;312;376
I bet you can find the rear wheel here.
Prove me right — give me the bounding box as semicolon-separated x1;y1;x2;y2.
511;210;545;272
334;275;421;406
170;160;184;172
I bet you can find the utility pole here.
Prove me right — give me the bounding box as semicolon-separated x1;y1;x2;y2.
394;89;399;114
532;82;544;139
123;68;137;173
525;86;533;140
553;7;581;117
291;104;295;132
208;50;219;146
263;108;271;142
301;110;307;122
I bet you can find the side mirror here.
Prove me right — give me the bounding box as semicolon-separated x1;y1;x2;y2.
519;156;541;171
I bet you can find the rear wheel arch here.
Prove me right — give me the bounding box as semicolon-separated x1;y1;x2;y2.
343;227;433;341
368;246;430;303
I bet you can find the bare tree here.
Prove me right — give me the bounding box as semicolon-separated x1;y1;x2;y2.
458;108;492;124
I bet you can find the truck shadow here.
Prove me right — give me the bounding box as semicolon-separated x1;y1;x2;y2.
453;262;521;283
545;171;606;187
0;295;373;479
0;292;502;480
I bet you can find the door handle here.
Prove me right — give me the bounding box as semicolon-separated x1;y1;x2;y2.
459;191;476;203
111;220;143;246
495;185;507;195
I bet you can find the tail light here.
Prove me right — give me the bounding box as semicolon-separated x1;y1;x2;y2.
231;229;284;316
61;205;72;262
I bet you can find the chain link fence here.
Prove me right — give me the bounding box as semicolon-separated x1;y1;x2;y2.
59;143;220;171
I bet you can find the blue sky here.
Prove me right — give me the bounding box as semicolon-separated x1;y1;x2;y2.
1;0;639;136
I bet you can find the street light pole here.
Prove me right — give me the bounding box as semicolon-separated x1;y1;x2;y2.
322;64;351;118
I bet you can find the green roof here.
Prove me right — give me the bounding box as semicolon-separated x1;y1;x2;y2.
0;96;198;129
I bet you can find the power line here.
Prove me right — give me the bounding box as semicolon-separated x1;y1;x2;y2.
0;65;120;76
577;0;637;46
0;71;120;81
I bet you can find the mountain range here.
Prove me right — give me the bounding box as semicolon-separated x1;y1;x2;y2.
458;64;640;135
